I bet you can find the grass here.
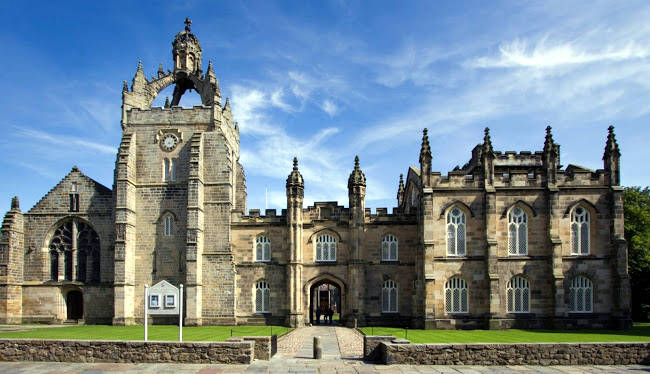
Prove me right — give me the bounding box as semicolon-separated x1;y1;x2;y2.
0;325;292;342
359;323;650;344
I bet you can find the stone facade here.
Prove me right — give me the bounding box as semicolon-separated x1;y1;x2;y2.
0;20;631;329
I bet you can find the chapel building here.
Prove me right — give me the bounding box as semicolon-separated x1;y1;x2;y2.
0;21;631;329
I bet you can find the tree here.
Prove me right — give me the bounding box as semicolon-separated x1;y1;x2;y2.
624;186;650;321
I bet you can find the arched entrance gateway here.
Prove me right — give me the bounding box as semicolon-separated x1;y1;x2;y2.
306;275;345;326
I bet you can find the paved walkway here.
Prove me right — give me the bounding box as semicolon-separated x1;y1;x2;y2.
0;326;648;373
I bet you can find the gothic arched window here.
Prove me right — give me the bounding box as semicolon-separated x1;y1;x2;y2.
571;207;590;255
382;280;398;312
447;208;466;256
255;280;270;313
507;276;530;313
508;207;528;255
255;235;271;262
445;277;468;313
49;219;100;283
568;276;593;313
164;214;174;236
316;234;336;262
381;235;398;261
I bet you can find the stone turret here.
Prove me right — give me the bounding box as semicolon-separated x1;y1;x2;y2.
347;156;366;324
603;125;621;186
0;196;24;323
397;174;405;207
481;127;495;187
419;129;432;187
542;126;560;186
348;156;366;210
286;157;304;327
172;18;202;75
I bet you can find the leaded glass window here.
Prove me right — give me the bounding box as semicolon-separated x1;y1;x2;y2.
381;235;398;261
49;220;100;283
316;234;336;262
507;276;530;313
568;276;593;313
382;280;398;312
571;207;590;255
164;215;174;236
508;208;528;255
447;208;466;256
255;236;271;262
255;280;270;313
445;277;468;313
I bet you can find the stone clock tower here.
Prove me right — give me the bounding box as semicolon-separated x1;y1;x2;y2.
113;19;246;325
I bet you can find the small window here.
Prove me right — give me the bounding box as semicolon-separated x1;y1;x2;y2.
165;294;176;308
508;207;528;255
382;280;398;312
255;280;270;313
255;236;271;262
149;294;160;308
568;276;593;313
571;207;590;255
316;234;337;262
381;235;398;261
71;182;78;193
445;277;468;314
163;158;170;182
447;208;466;256
164;215;174;236
507;276;530;313
170;159;177;181
69;194;79;212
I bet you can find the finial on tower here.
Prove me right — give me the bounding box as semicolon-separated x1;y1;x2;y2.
354;155;360;168
482;127;493;153
184;17;192;32
544;125;555;152
10;196;19;210
419;128;432;164
293;157;298;170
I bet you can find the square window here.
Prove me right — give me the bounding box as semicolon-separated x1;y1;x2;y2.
149;294;160;308
165;294;176;308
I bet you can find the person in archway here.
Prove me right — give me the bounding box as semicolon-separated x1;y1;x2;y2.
315;307;321;325
327;307;334;324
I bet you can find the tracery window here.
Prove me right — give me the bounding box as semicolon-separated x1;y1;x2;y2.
568;276;593;313
255;280;270;313
382;280;398;312
446;208;466;256
255;235;271;262
508;208;528;255
49;220;100;283
164;214;174;236
316;234;336;262
445;277;468;313
381;235;398;261
507;276;530;313
571;207;590;255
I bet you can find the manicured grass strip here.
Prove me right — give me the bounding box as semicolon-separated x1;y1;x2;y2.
0;325;292;342
359;323;650;344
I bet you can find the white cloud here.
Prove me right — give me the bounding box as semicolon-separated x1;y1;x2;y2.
321;99;338;116
16;128;116;155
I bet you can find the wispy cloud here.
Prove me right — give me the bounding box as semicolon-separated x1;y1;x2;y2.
321;99;338;116
16;128;116;155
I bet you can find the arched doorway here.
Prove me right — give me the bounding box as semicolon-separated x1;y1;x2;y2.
309;279;342;325
66;290;83;320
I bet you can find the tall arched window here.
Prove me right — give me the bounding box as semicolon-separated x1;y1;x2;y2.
49;219;100;283
164;215;174;236
445;277;468;313
382;280;398;312
508;207;528;255
447;208;466;256
255;236;271;262
255;280;270;313
163;158;170;182
316;234;336;262
571;207;590;255
507;276;530;313
382;235;398;261
568;276;593;313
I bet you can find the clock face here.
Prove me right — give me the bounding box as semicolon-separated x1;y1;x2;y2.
162;134;178;151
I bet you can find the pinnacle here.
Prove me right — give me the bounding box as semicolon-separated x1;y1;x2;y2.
10;196;19;210
354;155;360;168
293;157;298;170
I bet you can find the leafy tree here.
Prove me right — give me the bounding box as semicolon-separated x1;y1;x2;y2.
624;186;650;321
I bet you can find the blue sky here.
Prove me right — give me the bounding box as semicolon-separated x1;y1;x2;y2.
1;1;649;213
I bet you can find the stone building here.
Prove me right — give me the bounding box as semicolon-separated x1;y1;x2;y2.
0;21;631;329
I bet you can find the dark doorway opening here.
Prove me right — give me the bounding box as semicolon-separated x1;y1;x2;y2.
66;290;83;320
309;281;341;325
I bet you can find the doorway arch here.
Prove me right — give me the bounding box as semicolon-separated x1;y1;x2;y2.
305;274;346;325
66;290;83;320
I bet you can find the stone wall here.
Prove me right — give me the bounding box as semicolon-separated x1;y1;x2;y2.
363;335;395;362
379;340;650;365
227;335;277;360
0;339;254;364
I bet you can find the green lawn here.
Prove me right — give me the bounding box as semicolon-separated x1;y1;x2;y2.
0;325;291;342
359;323;650;343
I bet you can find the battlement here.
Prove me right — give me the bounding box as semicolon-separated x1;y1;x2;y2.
126;105;213;125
